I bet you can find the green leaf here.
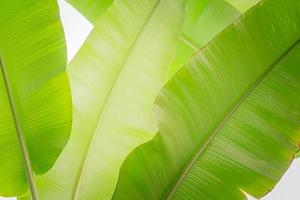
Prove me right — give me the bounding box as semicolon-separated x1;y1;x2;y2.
0;0;71;198
65;0;113;24
34;0;184;199
168;0;241;77
113;0;300;199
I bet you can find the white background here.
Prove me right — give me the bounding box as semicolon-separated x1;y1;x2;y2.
1;1;299;199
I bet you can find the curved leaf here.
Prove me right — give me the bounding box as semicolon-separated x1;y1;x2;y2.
34;0;184;199
0;0;71;198
113;0;300;199
65;0;113;24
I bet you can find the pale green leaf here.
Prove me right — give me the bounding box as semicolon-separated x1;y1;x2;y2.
34;0;184;199
65;0;113;23
113;0;300;199
0;0;71;198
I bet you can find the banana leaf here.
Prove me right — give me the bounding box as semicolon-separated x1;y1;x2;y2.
0;0;71;198
33;0;184;199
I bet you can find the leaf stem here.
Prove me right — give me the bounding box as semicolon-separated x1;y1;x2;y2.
0;56;39;200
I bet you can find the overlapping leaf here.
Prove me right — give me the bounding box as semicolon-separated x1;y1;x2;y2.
26;0;263;199
113;0;300;199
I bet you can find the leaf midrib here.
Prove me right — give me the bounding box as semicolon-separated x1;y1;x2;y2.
71;1;162;199
0;56;38;199
165;37;300;199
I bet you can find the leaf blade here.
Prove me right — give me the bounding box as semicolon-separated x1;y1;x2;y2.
0;0;71;197
35;0;184;199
